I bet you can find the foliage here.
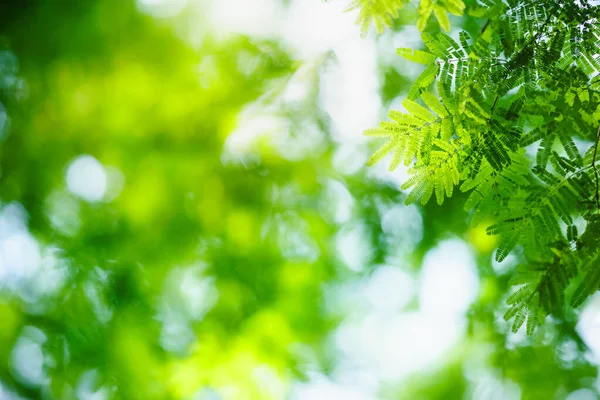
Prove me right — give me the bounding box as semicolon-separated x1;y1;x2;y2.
0;1;340;398
344;0;465;36
345;0;410;36
2;0;600;399
365;0;600;333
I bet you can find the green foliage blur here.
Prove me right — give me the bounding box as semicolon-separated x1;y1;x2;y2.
0;0;599;399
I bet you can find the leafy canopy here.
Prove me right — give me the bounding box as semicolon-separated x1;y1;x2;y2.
360;0;600;334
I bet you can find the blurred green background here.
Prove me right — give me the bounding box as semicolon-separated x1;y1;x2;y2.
0;0;600;399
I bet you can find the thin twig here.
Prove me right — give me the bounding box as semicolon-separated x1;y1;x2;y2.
592;125;600;208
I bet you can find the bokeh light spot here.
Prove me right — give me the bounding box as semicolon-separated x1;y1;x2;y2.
0;102;8;138
10;327;47;387
66;155;108;203
364;266;414;312
419;239;479;315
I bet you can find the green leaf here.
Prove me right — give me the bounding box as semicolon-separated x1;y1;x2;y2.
433;5;450;32
397;48;437;64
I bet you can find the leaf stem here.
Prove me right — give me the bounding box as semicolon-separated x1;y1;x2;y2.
480;19;491;34
490;94;500;115
592;125;600;208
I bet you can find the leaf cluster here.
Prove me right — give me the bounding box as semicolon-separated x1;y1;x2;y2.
344;0;465;36
365;0;600;333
